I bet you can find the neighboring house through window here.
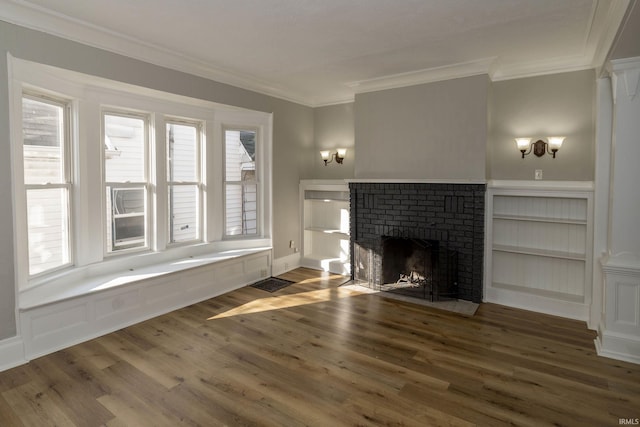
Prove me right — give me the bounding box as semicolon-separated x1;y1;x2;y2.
103;112;149;253
167;121;202;244
224;129;258;236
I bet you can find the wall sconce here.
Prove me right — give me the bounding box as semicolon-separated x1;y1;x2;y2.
515;137;564;159
320;148;347;166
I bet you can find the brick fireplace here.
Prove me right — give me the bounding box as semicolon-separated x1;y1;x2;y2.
349;182;485;302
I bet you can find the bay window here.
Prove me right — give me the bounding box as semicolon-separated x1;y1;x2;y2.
12;58;272;295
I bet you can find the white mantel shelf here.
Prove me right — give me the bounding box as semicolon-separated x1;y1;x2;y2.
346;178;487;184
488;180;594;191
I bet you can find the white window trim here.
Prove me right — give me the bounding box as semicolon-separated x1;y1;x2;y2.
20;93;74;277
165;118;204;246
215;111;272;243
102;109;152;256
9;56;273;298
222;125;261;239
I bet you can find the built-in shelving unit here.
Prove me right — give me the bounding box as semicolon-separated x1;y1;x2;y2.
300;180;350;275
484;181;593;320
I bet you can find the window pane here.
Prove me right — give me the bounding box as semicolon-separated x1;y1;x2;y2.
169;185;199;243
167;123;197;182
104;114;145;182
225;130;255;182
26;188;70;275
22;97;65;185
225;183;257;236
106;186;146;251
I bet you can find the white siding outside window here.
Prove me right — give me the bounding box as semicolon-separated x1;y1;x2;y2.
103;113;149;253
224;130;257;237
167;121;201;243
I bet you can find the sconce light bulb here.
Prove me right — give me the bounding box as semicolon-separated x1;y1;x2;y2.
515;138;531;150
547;136;565;151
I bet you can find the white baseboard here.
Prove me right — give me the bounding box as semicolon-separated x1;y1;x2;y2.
0;336;26;372
595;327;640;365
272;252;301;276
484;287;589;322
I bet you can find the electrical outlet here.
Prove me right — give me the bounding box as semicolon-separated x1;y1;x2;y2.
535;169;543;180
289;240;295;248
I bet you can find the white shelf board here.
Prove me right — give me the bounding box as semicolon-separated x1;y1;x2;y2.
491;281;584;303
492;244;586;261
493;214;587;225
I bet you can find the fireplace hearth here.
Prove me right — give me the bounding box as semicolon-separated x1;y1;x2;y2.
349;182;485;302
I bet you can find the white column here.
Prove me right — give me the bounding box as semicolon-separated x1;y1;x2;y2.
596;57;640;364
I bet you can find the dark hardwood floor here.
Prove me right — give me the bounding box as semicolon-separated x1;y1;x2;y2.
1;267;639;426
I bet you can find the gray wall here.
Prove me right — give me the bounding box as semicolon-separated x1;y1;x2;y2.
353;75;489;180
0;51;15;339
488;70;595;180
0;21;313;340
309;103;355;179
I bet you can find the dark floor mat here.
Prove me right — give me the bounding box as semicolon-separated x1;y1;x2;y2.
250;277;295;293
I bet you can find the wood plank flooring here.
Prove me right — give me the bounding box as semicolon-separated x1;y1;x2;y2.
1;267;639;426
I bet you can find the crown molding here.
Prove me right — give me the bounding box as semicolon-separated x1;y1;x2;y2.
0;0;630;105
0;0;316;106
346;58;495;94
490;56;595;82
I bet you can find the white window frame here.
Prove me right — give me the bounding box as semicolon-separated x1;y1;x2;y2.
223;125;260;239
102;110;152;255
166;118;203;245
21;92;74;277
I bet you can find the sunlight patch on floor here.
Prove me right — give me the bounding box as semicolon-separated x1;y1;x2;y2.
208;286;364;320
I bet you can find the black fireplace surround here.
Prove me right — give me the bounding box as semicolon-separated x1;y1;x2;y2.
349;182;485;303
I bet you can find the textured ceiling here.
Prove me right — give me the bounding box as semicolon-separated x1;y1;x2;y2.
0;0;630;105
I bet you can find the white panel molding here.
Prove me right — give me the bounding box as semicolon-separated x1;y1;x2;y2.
12;249;271;367
596;258;640;364
0;337;26;372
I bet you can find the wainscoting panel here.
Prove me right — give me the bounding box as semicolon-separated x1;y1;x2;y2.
18;249;271;362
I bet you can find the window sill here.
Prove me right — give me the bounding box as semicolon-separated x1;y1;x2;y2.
20;243;272;311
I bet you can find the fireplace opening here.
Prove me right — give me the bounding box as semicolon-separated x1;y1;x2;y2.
353;236;459;302
381;237;435;300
